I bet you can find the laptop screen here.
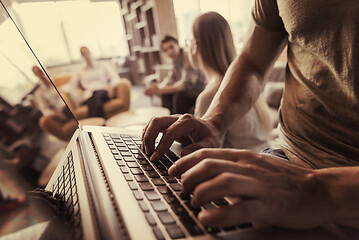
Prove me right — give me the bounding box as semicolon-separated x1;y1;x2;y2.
0;1;80;127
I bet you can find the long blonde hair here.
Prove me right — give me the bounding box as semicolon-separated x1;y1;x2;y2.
193;12;272;133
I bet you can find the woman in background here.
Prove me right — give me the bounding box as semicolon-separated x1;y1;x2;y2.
188;12;272;152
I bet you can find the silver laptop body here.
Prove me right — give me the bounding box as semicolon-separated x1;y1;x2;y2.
45;125;255;240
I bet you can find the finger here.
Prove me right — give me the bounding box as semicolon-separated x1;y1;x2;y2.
141;124;150;152
198;200;263;227
150;115;198;161
168;148;256;177
191;172;266;207
142;116;178;156
180;142;206;157
181;159;266;195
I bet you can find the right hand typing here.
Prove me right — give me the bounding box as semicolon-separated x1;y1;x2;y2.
141;114;221;162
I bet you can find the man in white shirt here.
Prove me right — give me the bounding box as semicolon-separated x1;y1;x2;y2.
71;46;120;117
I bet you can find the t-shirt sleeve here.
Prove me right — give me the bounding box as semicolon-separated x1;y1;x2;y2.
252;0;284;31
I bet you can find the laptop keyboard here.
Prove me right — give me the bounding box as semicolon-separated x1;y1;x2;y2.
51;151;82;240
103;133;251;239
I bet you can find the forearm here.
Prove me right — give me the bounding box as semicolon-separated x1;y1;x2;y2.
202;54;265;136
158;80;186;95
314;167;359;228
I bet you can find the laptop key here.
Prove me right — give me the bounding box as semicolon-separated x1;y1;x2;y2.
115;142;126;147
145;213;157;226
163;194;179;204
139;182;154;191
133;191;143;200
163;176;177;183
120;167;129;173
138;201;149;212
169;183;182;191
137;159;149;165
128;182;138;190
153;162;165;169
171;205;188;216
160;158;173;167
180;216;203;236
124;174;133;181
134;175;149;182
152;227;165;240
126;162;139;168
134;153;146;160
185;201;201;216
158;186;172;195
145;191;160;201
166;225;185;239
142;165;154;171
131;168;144;175
151;178;165;186
179;193;190;200
147;171;160;178
151;200;167;212
116;160;125;166
158;168;169;176
117;147;128;151
131;149;141;154
124;156;136;162
158;212;176;225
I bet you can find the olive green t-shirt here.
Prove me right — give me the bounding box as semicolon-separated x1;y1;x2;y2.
252;0;359;168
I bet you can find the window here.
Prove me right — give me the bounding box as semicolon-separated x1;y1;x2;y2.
0;19;37;105
0;0;128;105
13;0;128;66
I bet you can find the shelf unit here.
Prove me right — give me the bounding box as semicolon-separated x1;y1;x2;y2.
118;0;178;85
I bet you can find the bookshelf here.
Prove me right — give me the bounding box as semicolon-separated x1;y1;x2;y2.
118;0;178;85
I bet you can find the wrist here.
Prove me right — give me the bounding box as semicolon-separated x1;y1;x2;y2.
202;114;226;137
314;168;359;228
308;170;336;225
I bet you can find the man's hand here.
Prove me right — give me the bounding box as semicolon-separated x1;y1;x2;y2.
142;114;221;161
168;148;335;229
144;85;160;97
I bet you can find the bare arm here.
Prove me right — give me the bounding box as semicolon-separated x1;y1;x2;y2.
142;21;287;161
157;77;187;94
203;21;287;136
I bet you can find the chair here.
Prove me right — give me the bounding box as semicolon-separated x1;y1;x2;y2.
38;76;132;141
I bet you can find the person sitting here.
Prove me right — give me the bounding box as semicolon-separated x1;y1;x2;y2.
144;35;206;114
32;66;72;122
70;46;121;118
188;12;271;152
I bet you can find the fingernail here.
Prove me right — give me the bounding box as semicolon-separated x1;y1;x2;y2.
198;211;207;222
190;197;198;207
168;163;176;176
150;152;158;162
